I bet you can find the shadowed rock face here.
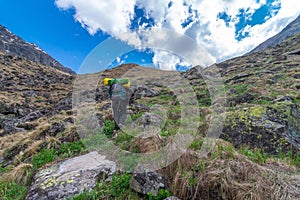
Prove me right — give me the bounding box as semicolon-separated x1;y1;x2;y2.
0;25;75;74
222;104;300;154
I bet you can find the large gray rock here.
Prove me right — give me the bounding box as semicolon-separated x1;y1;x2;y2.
25;151;116;200
130;165;165;196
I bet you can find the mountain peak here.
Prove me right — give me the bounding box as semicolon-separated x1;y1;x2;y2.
0;25;75;74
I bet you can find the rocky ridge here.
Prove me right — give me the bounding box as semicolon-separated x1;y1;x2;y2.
0;25;74;74
249;14;300;54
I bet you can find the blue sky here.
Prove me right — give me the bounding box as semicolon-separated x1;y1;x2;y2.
0;0;108;72
0;0;299;73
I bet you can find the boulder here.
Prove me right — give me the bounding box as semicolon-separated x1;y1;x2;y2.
25;151;116;200
130;165;166;196
222;103;300;155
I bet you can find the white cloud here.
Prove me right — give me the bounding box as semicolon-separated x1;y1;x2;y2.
55;0;300;70
55;0;136;35
116;56;121;63
152;49;191;70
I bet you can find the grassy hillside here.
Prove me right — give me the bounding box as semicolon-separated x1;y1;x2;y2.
0;33;299;199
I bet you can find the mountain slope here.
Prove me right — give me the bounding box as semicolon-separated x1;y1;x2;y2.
0;29;299;200
249;15;300;54
0;25;74;74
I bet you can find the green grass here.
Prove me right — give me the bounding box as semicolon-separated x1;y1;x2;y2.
130;112;144;121
148;189;172;200
103;120;115;138
0;181;28;200
239;147;269;164
71;172;171;200
0;166;11;174
32;140;85;170
190;138;204;150
31;148;57;170
114;132;134;150
70;173;134;200
277;149;300;167
56;141;85;159
233;84;249;93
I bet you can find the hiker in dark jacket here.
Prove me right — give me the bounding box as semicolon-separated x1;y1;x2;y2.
109;79;128;128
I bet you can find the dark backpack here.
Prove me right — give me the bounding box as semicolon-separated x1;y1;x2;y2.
110;83;126;100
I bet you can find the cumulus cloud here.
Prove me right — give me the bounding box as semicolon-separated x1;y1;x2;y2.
55;0;136;35
55;0;300;70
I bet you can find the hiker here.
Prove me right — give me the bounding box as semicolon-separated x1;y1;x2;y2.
109;79;128;128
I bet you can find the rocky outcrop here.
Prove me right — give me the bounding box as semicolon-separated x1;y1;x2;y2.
0;52;74;136
131;85;158;99
0;25;74;74
222;103;300;155
25;151;116;200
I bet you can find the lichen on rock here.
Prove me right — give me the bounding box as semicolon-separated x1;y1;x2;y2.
25;151;116;200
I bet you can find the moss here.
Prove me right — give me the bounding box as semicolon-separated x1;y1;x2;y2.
249;106;265;118
223;102;300;155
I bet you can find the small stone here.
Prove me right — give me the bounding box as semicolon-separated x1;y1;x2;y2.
130;165;165;196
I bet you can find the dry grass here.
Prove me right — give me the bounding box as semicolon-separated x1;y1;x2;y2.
159;140;300;200
0;132;27;156
45;136;61;149
21;140;44;159
6;163;33;185
131;131;163;153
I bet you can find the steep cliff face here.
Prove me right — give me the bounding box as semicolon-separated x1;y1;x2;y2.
0;25;75;74
249;15;300;54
